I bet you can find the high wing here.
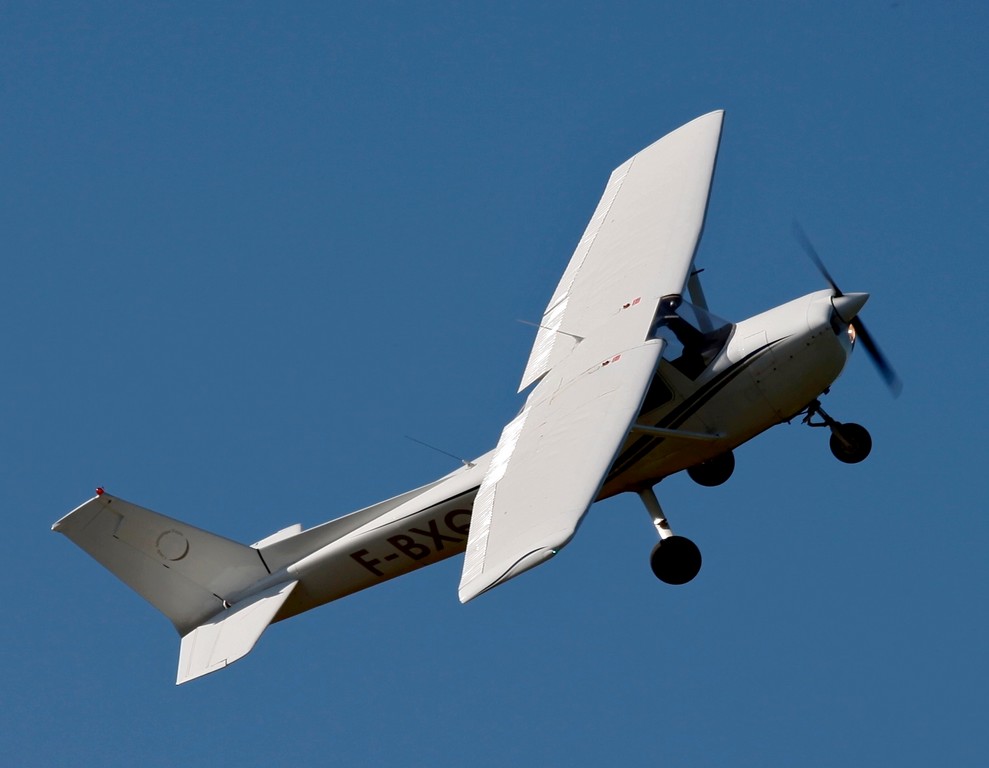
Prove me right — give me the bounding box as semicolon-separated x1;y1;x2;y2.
458;111;724;602
518;111;724;392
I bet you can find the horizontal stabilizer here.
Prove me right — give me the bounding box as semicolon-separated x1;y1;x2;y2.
177;580;298;685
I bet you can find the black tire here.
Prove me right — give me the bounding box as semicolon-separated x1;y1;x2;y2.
650;536;702;585
829;423;872;464
687;451;735;487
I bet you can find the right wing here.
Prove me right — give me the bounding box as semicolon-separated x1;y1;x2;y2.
518;110;724;391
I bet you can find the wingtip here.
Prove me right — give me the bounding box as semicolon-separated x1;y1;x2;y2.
51;491;112;533
693;108;725;123
458;548;558;604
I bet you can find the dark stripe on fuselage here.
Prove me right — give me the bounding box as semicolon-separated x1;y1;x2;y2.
606;339;786;482
363;489;480;533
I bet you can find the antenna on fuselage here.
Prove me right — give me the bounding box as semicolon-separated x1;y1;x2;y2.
404;435;476;468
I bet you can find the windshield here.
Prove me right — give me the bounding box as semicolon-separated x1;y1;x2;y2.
652;295;733;379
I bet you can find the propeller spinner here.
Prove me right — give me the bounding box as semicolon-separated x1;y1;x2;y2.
793;222;902;397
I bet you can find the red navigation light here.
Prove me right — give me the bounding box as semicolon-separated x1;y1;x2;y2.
96;487;105;496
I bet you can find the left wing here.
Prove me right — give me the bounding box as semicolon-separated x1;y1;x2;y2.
459;112;724;602
460;311;664;602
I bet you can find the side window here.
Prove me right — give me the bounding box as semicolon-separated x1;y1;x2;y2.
652;295;734;380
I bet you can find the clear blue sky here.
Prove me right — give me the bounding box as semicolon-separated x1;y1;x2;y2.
5;2;987;765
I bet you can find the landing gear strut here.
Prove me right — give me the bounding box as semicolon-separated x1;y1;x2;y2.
803;399;872;464
638;487;701;585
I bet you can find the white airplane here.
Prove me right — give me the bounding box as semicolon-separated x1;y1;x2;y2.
53;111;899;684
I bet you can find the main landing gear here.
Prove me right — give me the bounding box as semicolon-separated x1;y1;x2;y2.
687;450;735;487
638;486;701;585
802;399;872;464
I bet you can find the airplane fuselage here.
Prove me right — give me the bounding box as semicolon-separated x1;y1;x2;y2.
269;288;856;622
54;112;896;685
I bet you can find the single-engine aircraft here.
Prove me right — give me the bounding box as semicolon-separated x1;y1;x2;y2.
53;111;900;684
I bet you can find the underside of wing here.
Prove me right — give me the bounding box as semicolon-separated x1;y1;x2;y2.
460;111;725;602
519;110;724;391
459;300;665;602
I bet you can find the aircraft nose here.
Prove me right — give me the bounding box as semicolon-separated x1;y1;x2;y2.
831;292;869;324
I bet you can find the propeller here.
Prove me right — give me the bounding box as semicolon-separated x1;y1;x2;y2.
792;221;902;397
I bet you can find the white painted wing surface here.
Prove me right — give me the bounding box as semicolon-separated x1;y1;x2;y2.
460;112;725;602
518;110;724;391
459;299;665;602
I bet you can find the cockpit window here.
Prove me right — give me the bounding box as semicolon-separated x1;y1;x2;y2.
652;295;733;379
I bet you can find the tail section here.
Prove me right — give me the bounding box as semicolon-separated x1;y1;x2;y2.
53;487;457;683
53;491;292;683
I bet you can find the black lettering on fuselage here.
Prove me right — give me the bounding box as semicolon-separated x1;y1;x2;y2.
444;509;471;536
350;549;384;576
387;534;430;560
348;507;475;578
409;518;461;551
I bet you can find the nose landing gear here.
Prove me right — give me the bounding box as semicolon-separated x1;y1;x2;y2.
802;399;872;464
638;487;702;585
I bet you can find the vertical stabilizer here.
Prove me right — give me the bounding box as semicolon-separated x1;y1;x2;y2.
52;493;270;635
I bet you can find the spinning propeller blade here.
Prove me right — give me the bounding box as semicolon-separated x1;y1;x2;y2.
792;221;902;397
793;221;842;295
849;317;902;397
